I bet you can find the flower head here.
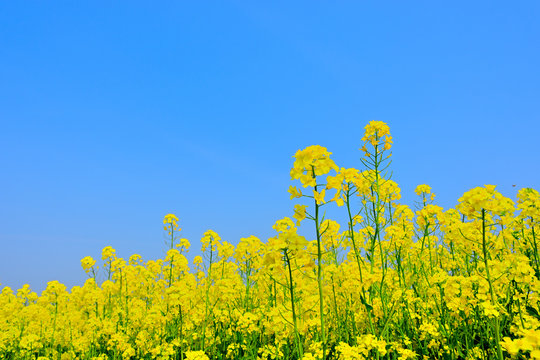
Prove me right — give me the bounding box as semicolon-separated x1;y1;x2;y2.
457;184;514;218
293;204;308;225
361;120;392;153
163;213;181;232
290;145;338;187
101;246;116;260
80;256;96;273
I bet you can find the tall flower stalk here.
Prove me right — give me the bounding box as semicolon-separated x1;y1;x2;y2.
290;145;338;360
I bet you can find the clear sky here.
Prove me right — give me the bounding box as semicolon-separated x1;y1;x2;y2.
1;1;539;293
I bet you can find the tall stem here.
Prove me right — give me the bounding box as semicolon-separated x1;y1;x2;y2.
313;168;327;360
481;209;503;360
201;248;213;350
284;250;303;359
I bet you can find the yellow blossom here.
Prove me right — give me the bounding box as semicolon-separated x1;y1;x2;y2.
313;188;326;205
293;204;308;225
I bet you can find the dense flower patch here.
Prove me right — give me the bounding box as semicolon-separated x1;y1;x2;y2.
2;121;540;360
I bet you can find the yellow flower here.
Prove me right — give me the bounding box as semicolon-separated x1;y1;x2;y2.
288;185;303;199
293;204;308;225
414;184;432;196
291;145;338;187
128;254;142;265
193;255;203;267
163;213;179;225
517;187;540;219
501;337;520;356
361;120;392;150
457;184;515;218
201;229;221;252
272;217;295;233
480;301;500;318
101;246;116;260
313;188;326;205
80;256;96;273
163;213;181;232
185;350;209;360
176;237;191;252
326;172;344;190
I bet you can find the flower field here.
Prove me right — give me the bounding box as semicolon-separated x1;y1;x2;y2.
2;121;540;360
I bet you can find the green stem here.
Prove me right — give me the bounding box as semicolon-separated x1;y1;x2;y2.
313;167;327;360
201;248;213;350
284;250;303;359
481;209;503;360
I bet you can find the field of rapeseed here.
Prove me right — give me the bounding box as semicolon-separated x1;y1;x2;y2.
2;121;540;360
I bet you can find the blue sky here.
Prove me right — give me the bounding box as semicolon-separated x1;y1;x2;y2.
1;1;539;293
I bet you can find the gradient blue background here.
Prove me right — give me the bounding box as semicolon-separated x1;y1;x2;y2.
1;1;539;293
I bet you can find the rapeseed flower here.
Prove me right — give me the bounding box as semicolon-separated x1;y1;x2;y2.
2;120;539;360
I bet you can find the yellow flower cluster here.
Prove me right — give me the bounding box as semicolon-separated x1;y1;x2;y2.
457;184;515;218
163;213;180;231
2;121;540;360
80;256;97;273
518;187;540;220
290;145;338;188
360;120;393;153
325;167;372;207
